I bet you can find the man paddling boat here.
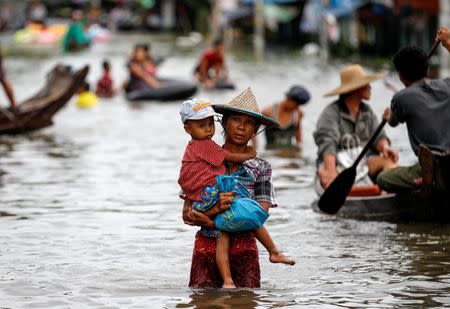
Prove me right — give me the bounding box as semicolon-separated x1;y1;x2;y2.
378;41;450;192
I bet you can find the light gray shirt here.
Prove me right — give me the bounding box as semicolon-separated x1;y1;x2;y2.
391;78;450;155
313;100;388;163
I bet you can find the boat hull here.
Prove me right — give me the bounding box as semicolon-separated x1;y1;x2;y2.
312;192;450;223
0;65;89;135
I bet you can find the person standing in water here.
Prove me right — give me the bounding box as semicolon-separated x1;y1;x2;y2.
96;60;115;98
259;85;310;149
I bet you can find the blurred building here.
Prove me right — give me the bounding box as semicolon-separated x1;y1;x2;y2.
313;0;439;57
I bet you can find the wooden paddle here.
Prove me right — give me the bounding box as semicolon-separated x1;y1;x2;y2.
318;40;441;215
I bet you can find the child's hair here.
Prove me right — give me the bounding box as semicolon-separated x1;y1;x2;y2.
102;60;110;71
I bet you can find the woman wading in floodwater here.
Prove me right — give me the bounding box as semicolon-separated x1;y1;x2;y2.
181;88;292;288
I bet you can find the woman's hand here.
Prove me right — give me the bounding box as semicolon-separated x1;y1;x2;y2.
218;191;236;211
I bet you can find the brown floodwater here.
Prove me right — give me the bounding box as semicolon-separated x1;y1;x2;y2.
0;33;449;308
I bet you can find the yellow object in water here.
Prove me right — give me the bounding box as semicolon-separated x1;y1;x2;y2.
76;91;98;109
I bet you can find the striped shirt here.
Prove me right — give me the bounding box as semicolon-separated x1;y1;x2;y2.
178;139;227;201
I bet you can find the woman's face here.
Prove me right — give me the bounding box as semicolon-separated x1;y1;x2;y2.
224;113;258;146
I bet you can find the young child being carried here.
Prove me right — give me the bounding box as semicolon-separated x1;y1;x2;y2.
178;98;295;289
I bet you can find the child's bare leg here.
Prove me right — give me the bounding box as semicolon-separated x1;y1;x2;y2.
255;227;295;265
216;232;236;288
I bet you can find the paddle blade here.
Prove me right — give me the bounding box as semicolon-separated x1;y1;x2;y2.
318;167;356;214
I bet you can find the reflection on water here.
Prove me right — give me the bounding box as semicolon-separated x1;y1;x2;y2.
179;289;260;309
0;33;449;308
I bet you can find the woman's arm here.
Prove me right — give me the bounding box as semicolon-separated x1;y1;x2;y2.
130;63;161;88
182;192;235;228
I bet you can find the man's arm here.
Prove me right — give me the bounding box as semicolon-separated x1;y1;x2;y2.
384;107;399;127
437;26;450;52
318;153;338;188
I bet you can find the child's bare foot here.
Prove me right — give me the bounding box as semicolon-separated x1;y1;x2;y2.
222;280;236;289
269;250;295;265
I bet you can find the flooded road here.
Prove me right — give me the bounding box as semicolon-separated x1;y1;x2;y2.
0;34;449;308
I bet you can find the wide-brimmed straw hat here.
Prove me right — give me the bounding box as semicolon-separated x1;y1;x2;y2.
324;64;387;97
212;87;280;127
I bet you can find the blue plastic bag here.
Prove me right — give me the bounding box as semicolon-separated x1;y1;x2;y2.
213;175;269;232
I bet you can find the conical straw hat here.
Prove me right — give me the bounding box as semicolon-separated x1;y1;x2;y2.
324;64;387;97
212;87;279;127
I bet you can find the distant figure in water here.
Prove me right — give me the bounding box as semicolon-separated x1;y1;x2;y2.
194;39;230;89
62;10;90;52
0;45;16;111
259;85;310;149
125;44;160;92
96;60;115;98
76;81;97;109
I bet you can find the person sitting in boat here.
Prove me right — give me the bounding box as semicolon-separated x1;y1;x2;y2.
194;39;229;89
258;85;310;149
313;64;398;190
96;60;115;98
377;46;450;193
178;95;294;288
62;10;90;52
182;88;293;288
0;45;16;111
125;44;161;93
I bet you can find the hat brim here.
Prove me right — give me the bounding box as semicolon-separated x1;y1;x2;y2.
324;71;387;97
184;110;220;122
212;104;280;128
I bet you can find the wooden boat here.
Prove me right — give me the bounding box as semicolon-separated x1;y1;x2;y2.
0;64;89;135
312;147;450;223
312;191;450;223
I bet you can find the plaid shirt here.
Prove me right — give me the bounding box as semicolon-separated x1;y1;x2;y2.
180;156;278;208
227;157;278;208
